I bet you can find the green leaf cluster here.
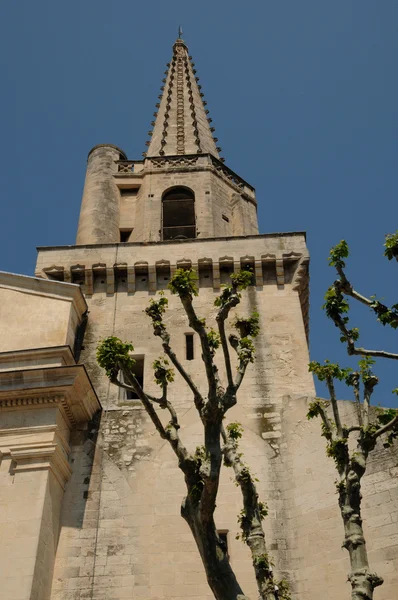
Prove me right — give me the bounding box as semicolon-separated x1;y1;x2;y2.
384;231;398;261
369;298;398;329
323;285;349;323
236;508;250;541
326;438;349;471
145;295;169;325
97;337;135;379
258;501;268;520
276;579;292;600
309;360;352;383
358;356;377;386
376;406;398;448
226;422;244;441
214;270;254;308
237;337;256;364
253;552;273;571
307;398;328;420
152;357;175;386
207;328;221;354
328;240;349;269
168;268;198;297
340;327;359;344
230;269;254;289
234;311;260;338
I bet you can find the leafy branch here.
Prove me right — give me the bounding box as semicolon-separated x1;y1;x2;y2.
324;239;398;359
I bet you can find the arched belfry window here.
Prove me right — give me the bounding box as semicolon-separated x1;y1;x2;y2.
162;187;196;240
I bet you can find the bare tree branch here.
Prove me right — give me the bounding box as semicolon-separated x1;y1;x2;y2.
317;402;335;439
199;421;223;525
221;426;277;600
375;414;398;439
326;376;343;437
351;372;363;426
154;322;205;413
228;334;252;395
362;376;378;428
115;367;192;472
332;310;398;360
217;318;234;389
216;286;241;390
179;294;220;400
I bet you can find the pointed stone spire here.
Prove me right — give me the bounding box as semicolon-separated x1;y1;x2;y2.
146;38;221;158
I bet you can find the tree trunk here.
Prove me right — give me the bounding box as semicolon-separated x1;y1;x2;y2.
182;501;249;600
340;450;383;600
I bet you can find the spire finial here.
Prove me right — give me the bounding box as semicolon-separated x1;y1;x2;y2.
178;25;183;39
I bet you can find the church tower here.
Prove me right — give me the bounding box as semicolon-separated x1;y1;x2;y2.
33;36;315;599
5;35;395;600
75;37;258;248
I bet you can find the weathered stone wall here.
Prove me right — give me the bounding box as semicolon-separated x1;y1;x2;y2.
280;397;398;599
77;149;258;246
33;237;397;600
120;162;258;243
50;398;398;600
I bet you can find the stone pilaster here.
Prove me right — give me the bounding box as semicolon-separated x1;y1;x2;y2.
0;348;101;600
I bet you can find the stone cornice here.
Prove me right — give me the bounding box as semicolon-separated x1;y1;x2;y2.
0;271;87;319
37;231;307;252
0;364;101;426
0;345;76;372
0;394;77;427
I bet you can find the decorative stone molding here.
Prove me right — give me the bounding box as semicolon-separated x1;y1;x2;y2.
0;365;100;426
43;265;64;281
10;442;72;489
0;395;76;427
150;156;199;170
36;235;310;335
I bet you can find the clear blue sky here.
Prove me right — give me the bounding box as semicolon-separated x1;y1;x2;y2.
0;1;397;407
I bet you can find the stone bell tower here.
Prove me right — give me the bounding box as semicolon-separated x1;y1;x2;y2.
75;37;258;247
0;34;396;600
33;36;316;600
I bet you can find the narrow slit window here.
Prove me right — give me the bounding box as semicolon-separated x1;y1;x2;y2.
120;229;133;243
185;334;194;361
118;357;144;401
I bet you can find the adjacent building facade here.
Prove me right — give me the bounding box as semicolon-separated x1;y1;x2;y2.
0;37;397;600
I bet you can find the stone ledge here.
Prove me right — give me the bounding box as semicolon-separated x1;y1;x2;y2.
0;345;75;373
0;364;101;426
